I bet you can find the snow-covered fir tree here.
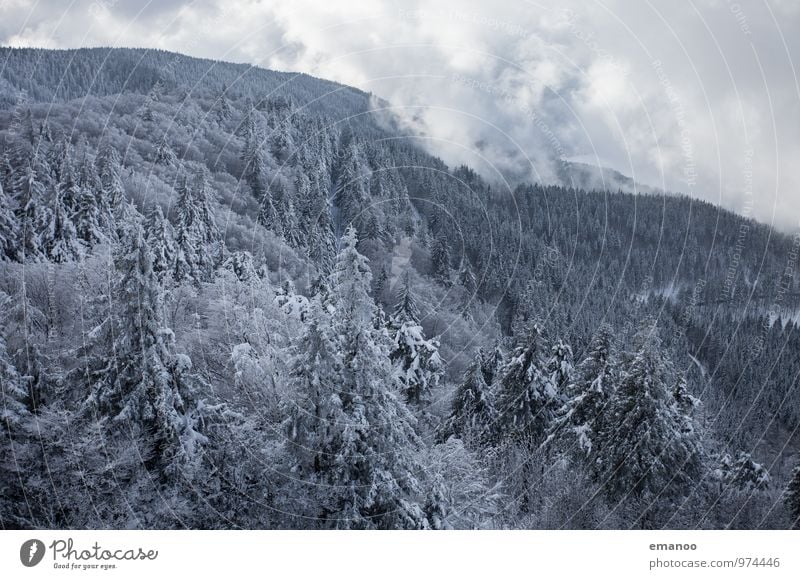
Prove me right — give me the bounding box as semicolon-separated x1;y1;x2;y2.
42;181;80;263
239;105;268;201
443;352;497;445
672;374;700;435
294;171;315;241
285;227;428;529
334;141;369;230
303;161;336;270
597;327;703;502
9;145;49;261
96;142;124;232
154;139;178;166
480;341;506;387
546;339;574;396
0;180;20;260
421;437;502;529
430;236;452;285
496;324;558;444
390;318;443;407
392;270;420;322
194;170;220;251
270;178;302;247
221;250;258;283
0;291;34;527
145;204;176;283
74;175;104;250
388;272;442;406
373;265;389;303
270;116;294;164
511;278;546;338
174;172;217;282
458;259;477;293
717;451;770;492
551;324;617;457
138;99;155;123
87;213;207;482
215;86;233;124
283;295;345;518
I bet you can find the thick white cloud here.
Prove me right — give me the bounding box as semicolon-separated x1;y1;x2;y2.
3;0;800;230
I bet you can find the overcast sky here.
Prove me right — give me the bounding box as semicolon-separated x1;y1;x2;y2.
3;0;800;231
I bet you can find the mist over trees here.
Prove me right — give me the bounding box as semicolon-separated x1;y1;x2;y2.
0;47;798;530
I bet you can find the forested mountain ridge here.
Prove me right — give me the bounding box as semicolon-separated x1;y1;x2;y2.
1;46;799;530
0;46;372;114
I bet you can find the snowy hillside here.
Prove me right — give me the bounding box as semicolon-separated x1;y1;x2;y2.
1;47;799;530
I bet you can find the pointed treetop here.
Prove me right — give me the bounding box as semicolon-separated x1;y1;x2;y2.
393;269;420;324
331;225;373;328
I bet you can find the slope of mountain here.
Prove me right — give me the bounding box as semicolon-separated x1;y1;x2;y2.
0;46;798;530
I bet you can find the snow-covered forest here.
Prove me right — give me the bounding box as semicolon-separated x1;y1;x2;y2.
1;47;800;529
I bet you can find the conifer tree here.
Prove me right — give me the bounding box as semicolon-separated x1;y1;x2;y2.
257;181;280;234
363;213;383;242
139;98;155;122
718;452;770;491
430;236;452;285
496;324;557;444
391;319;443;407
285;226;428;529
547;339;574;396
215;86;233;124
294;171;316;241
510;280;535;338
47;135;72;186
304;159;336;269
87;215;206;481
307;215;336;274
373;266;388;303
551;324;616;458
42;181;80;263
173;176;197;282
597;329;703;501
173;173;216;282
283;296;345;510
480;342;505;387
222;250;258;283
443;353;497;445
335;141;368;229
389;273;442;406
0;180;20;261
78;153;100;198
194;170;220;251
96;143;124;234
74;183;103;250
10;146;49;261
673;374;701;437
145;204;176;283
267;178;300;247
0;291;35;526
458;259;477;293
239;105;268;201
154;140;178;166
392;270;420;323
270;116;294;163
